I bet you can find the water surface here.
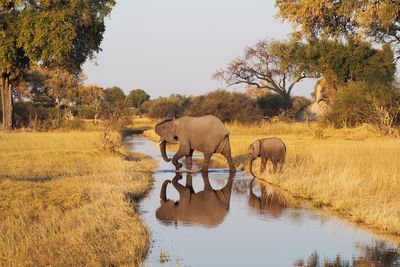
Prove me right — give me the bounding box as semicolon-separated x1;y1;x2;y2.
125;136;400;267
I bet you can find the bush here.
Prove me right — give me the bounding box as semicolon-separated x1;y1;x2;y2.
142;95;188;119
73;105;97;119
257;93;289;118
13;101;60;130
324;82;400;128
256;94;311;121
292;96;312;120
14;101;33;128
184;90;263;123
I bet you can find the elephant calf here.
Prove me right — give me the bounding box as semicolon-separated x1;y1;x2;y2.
248;137;286;177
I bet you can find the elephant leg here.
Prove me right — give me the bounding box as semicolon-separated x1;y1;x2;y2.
201;152;213;172
185;149;194;169
172;147;189;170
272;162;278;173
221;142;236;173
202;171;213;191
278;156;285;173
260;157;267;173
278;161;284;173
186;174;195;193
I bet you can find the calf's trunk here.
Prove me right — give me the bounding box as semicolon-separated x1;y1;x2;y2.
249;158;256;177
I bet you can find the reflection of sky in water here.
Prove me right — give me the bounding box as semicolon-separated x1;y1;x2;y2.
125;137;398;267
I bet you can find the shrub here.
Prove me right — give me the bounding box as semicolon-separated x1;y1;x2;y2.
257;94;311;121
184;90;263;123
257;93;289;118
74;105;97;119
292;96;312;119
324;82;400;128
142;95;188;119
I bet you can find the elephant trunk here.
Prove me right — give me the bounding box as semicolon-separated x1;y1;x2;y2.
159;139;171;162
160;180;171;201
249;158;256;177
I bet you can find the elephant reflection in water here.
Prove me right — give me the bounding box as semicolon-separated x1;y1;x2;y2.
156;172;234;227
248;179;289;218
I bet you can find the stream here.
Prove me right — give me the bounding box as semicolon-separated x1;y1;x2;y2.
125;136;400;267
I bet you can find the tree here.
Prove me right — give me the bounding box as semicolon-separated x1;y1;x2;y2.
33;67;83;109
0;0;115;129
276;0;400;61
80;85;105;123
309;39;395;85
213;39;319;103
104;87;125;104
125;89;150;109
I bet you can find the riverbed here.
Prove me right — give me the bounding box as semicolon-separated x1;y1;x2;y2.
125;136;400;267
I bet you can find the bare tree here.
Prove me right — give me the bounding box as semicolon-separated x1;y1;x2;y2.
214;40;318;102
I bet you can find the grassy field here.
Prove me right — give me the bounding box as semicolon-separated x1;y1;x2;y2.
0;130;156;266
141;117;400;235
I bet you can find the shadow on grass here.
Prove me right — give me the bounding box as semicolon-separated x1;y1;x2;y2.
3;176;53;183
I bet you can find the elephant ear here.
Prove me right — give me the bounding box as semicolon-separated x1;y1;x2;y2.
155;118;177;144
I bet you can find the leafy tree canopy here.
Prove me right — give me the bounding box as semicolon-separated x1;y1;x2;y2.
104;86;125;104
0;0;115;73
125;89;150;108
309;38;395;85
276;0;400;61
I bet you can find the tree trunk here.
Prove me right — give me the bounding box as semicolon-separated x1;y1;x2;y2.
1;73;14;130
281;92;291;108
94;103;99;123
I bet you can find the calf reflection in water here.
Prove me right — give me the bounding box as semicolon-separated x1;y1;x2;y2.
248;179;290;219
156;172;234;227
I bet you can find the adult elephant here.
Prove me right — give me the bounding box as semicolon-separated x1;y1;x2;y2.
156;172;234;227
155;115;236;173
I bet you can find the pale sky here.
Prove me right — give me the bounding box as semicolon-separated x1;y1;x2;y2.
83;0;316;98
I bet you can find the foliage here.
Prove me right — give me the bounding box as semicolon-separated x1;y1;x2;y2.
0;0;115;128
309;39;395;85
276;0;400;61
257;93;289;118
78;84;104;122
184;90;263;123
125;89;150;109
143;94;188;119
72;104;97;119
28;67;84;108
256;93;311;120
104;86;125;104
324;82;400;128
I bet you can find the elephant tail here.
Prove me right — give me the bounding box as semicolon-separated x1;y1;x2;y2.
216;134;230;154
281;142;287;165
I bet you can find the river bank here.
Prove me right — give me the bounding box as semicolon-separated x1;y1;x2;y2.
141;117;400;236
0;130;156;266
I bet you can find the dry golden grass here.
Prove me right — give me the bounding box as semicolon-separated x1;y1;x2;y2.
0;131;156;266
144;119;400;235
